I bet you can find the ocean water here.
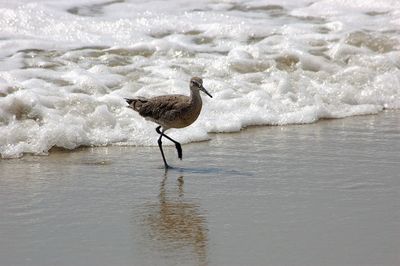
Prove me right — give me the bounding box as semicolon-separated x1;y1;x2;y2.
1;112;399;266
1;0;400;158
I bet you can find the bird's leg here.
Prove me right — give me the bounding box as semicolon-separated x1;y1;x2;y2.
156;126;183;160
156;127;170;169
165;134;182;160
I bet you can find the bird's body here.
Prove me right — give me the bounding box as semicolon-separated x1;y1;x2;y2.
128;93;202;130
125;77;212;169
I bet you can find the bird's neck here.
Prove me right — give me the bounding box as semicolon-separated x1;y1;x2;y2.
190;88;202;105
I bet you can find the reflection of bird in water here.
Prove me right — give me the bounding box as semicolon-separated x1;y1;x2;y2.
142;175;208;265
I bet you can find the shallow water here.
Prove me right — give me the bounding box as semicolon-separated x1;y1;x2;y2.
1;111;399;266
1;0;400;158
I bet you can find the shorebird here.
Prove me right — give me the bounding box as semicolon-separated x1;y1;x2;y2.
125;77;212;169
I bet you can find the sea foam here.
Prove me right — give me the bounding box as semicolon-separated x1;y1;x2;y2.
0;0;399;158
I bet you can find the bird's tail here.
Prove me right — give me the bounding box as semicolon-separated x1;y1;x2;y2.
125;97;147;112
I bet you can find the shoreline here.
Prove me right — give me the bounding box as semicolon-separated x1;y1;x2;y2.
4;109;398;161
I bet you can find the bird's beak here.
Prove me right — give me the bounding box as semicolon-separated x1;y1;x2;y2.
200;86;213;98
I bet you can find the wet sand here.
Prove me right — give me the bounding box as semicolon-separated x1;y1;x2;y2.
1;111;400;266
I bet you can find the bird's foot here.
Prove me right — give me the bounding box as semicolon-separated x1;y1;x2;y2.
163;163;172;170
175;143;182;160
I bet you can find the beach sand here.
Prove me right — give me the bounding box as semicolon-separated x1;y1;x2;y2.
1;111;399;266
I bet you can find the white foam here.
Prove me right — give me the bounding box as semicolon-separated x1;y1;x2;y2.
0;0;399;158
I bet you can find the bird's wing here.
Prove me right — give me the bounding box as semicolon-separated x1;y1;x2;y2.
139;95;189;121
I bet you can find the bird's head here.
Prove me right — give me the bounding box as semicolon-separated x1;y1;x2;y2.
190;77;212;98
